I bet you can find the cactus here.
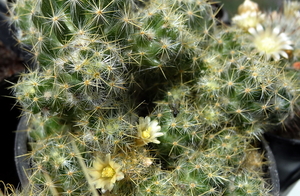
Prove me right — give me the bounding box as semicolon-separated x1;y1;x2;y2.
5;0;300;195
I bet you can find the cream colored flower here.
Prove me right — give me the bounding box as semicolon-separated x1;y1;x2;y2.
88;154;124;193
136;116;164;146
238;0;260;15
232;11;265;30
248;24;293;61
284;1;300;17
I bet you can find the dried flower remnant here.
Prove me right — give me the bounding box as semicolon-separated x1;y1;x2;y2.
293;62;300;70
88;154;124;193
248;25;293;61
136;116;164;146
142;157;153;167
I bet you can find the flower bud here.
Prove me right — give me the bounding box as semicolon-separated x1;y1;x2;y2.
238;0;259;15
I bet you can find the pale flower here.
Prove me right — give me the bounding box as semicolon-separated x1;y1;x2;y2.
248;24;293;61
238;0;260;15
136;116;164;146
284;1;300;17
232;11;265;30
88;154;124;193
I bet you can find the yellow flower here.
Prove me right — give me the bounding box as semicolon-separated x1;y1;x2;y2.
248;24;293;61
136;116;164;146
88;154;124;193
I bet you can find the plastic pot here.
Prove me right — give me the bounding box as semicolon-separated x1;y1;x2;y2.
260;135;280;196
14;116;280;194
264;132;300;194
14;116;30;188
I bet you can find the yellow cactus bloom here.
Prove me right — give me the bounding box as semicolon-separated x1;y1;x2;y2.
136;116;164;146
88;154;124;193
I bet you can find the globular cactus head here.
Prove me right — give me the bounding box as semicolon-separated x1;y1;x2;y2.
7;0;300;195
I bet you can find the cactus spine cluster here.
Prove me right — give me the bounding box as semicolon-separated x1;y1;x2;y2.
5;0;300;195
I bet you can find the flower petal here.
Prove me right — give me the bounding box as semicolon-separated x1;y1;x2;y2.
248;27;256;35
116;172;125;181
256;24;264;32
280;51;288;59
272;27;280;35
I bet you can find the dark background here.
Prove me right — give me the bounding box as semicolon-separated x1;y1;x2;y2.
0;78;22;193
219;0;284;17
0;1;25;193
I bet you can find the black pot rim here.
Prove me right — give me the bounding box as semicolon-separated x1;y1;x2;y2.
264;132;300;193
14;116;30;188
260;135;280;196
265;131;300;145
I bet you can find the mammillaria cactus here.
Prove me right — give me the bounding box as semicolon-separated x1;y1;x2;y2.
4;0;300;195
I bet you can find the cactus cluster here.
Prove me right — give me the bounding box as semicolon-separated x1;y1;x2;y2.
4;0;300;195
